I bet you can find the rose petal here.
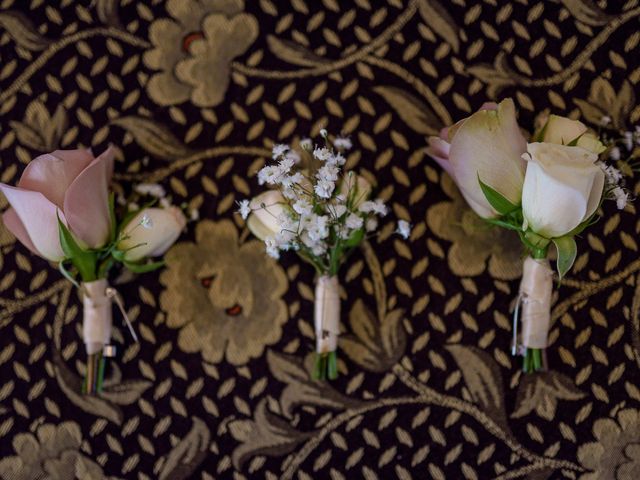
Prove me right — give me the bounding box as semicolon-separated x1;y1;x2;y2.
18;149;94;208
542;115;587;145
2;207;39;256
584;168;605;221
479;102;499;110
63;147;114;249
448;98;527;217
0;185;64;261
119;207;186;261
247;190;286;241
521;161;588;238
426;137;454;178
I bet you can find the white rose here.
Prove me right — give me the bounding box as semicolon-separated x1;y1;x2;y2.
521;142;605;238
246;190;287;241
336;174;371;208
540;114;606;154
118;206;187;261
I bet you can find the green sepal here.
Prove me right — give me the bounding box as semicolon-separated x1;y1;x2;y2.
568;215;599;237
532;118;549;142
118;198;157;235
57;213;96;282
566;133;584;147
97;258;114;279
552;235;577;281
484;217;522;231
111;249;126;262
123;259;165;274
524;231;550;250
478;176;518;215
58;260;80;288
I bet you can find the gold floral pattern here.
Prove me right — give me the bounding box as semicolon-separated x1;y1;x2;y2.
159;219;288;365
427;174;523;280
0;1;639;478
0;422;105;480
143;0;258;107
578;408;640;480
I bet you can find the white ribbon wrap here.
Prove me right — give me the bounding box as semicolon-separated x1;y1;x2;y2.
82;279;112;355
314;275;340;354
519;257;553;349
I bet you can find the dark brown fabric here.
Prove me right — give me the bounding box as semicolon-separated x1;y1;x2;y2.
0;1;639;479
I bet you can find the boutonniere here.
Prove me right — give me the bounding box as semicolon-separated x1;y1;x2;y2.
240;130;411;380
0;147;186;393
427;99;630;372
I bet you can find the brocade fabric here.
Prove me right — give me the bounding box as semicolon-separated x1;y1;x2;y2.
0;1;639;479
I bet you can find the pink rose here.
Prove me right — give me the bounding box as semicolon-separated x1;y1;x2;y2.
426;100;527;218
0;147;114;262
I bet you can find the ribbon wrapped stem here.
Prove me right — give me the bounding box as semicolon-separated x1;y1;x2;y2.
81;279;112;394
513;256;553;373
313;275;340;380
80;280;137;394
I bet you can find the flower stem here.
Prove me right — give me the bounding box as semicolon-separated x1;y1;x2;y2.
312;351;338;381
523;248;548;373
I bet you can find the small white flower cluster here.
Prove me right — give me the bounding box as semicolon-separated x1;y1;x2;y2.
598;161;628;210
240;134;410;269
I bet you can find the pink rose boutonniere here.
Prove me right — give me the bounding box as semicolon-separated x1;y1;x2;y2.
1;147;186;394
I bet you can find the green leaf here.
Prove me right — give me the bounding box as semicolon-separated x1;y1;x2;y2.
345;228;365;247
123;260;165;274
483;217;521;231
57;213;96;281
552;236;577;281
478;176;518;215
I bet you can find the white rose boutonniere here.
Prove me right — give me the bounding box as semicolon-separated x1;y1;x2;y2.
427;100;630;374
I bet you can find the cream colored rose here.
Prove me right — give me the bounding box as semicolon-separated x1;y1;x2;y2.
521;142;605;238
540;114;606;154
427;99;527;218
246;190;287;241
336;174;371;208
118;207;187;261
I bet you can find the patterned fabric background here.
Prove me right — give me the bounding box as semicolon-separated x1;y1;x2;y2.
0;0;639;478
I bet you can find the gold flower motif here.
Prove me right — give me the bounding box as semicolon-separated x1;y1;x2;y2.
0;422;105;480
160;219;289;365
575;77;636;130
511;371;585;421
578;408;640;479
426;174;523;280
143;0;259;107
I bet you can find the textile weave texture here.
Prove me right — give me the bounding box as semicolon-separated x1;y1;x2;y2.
0;1;639;479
